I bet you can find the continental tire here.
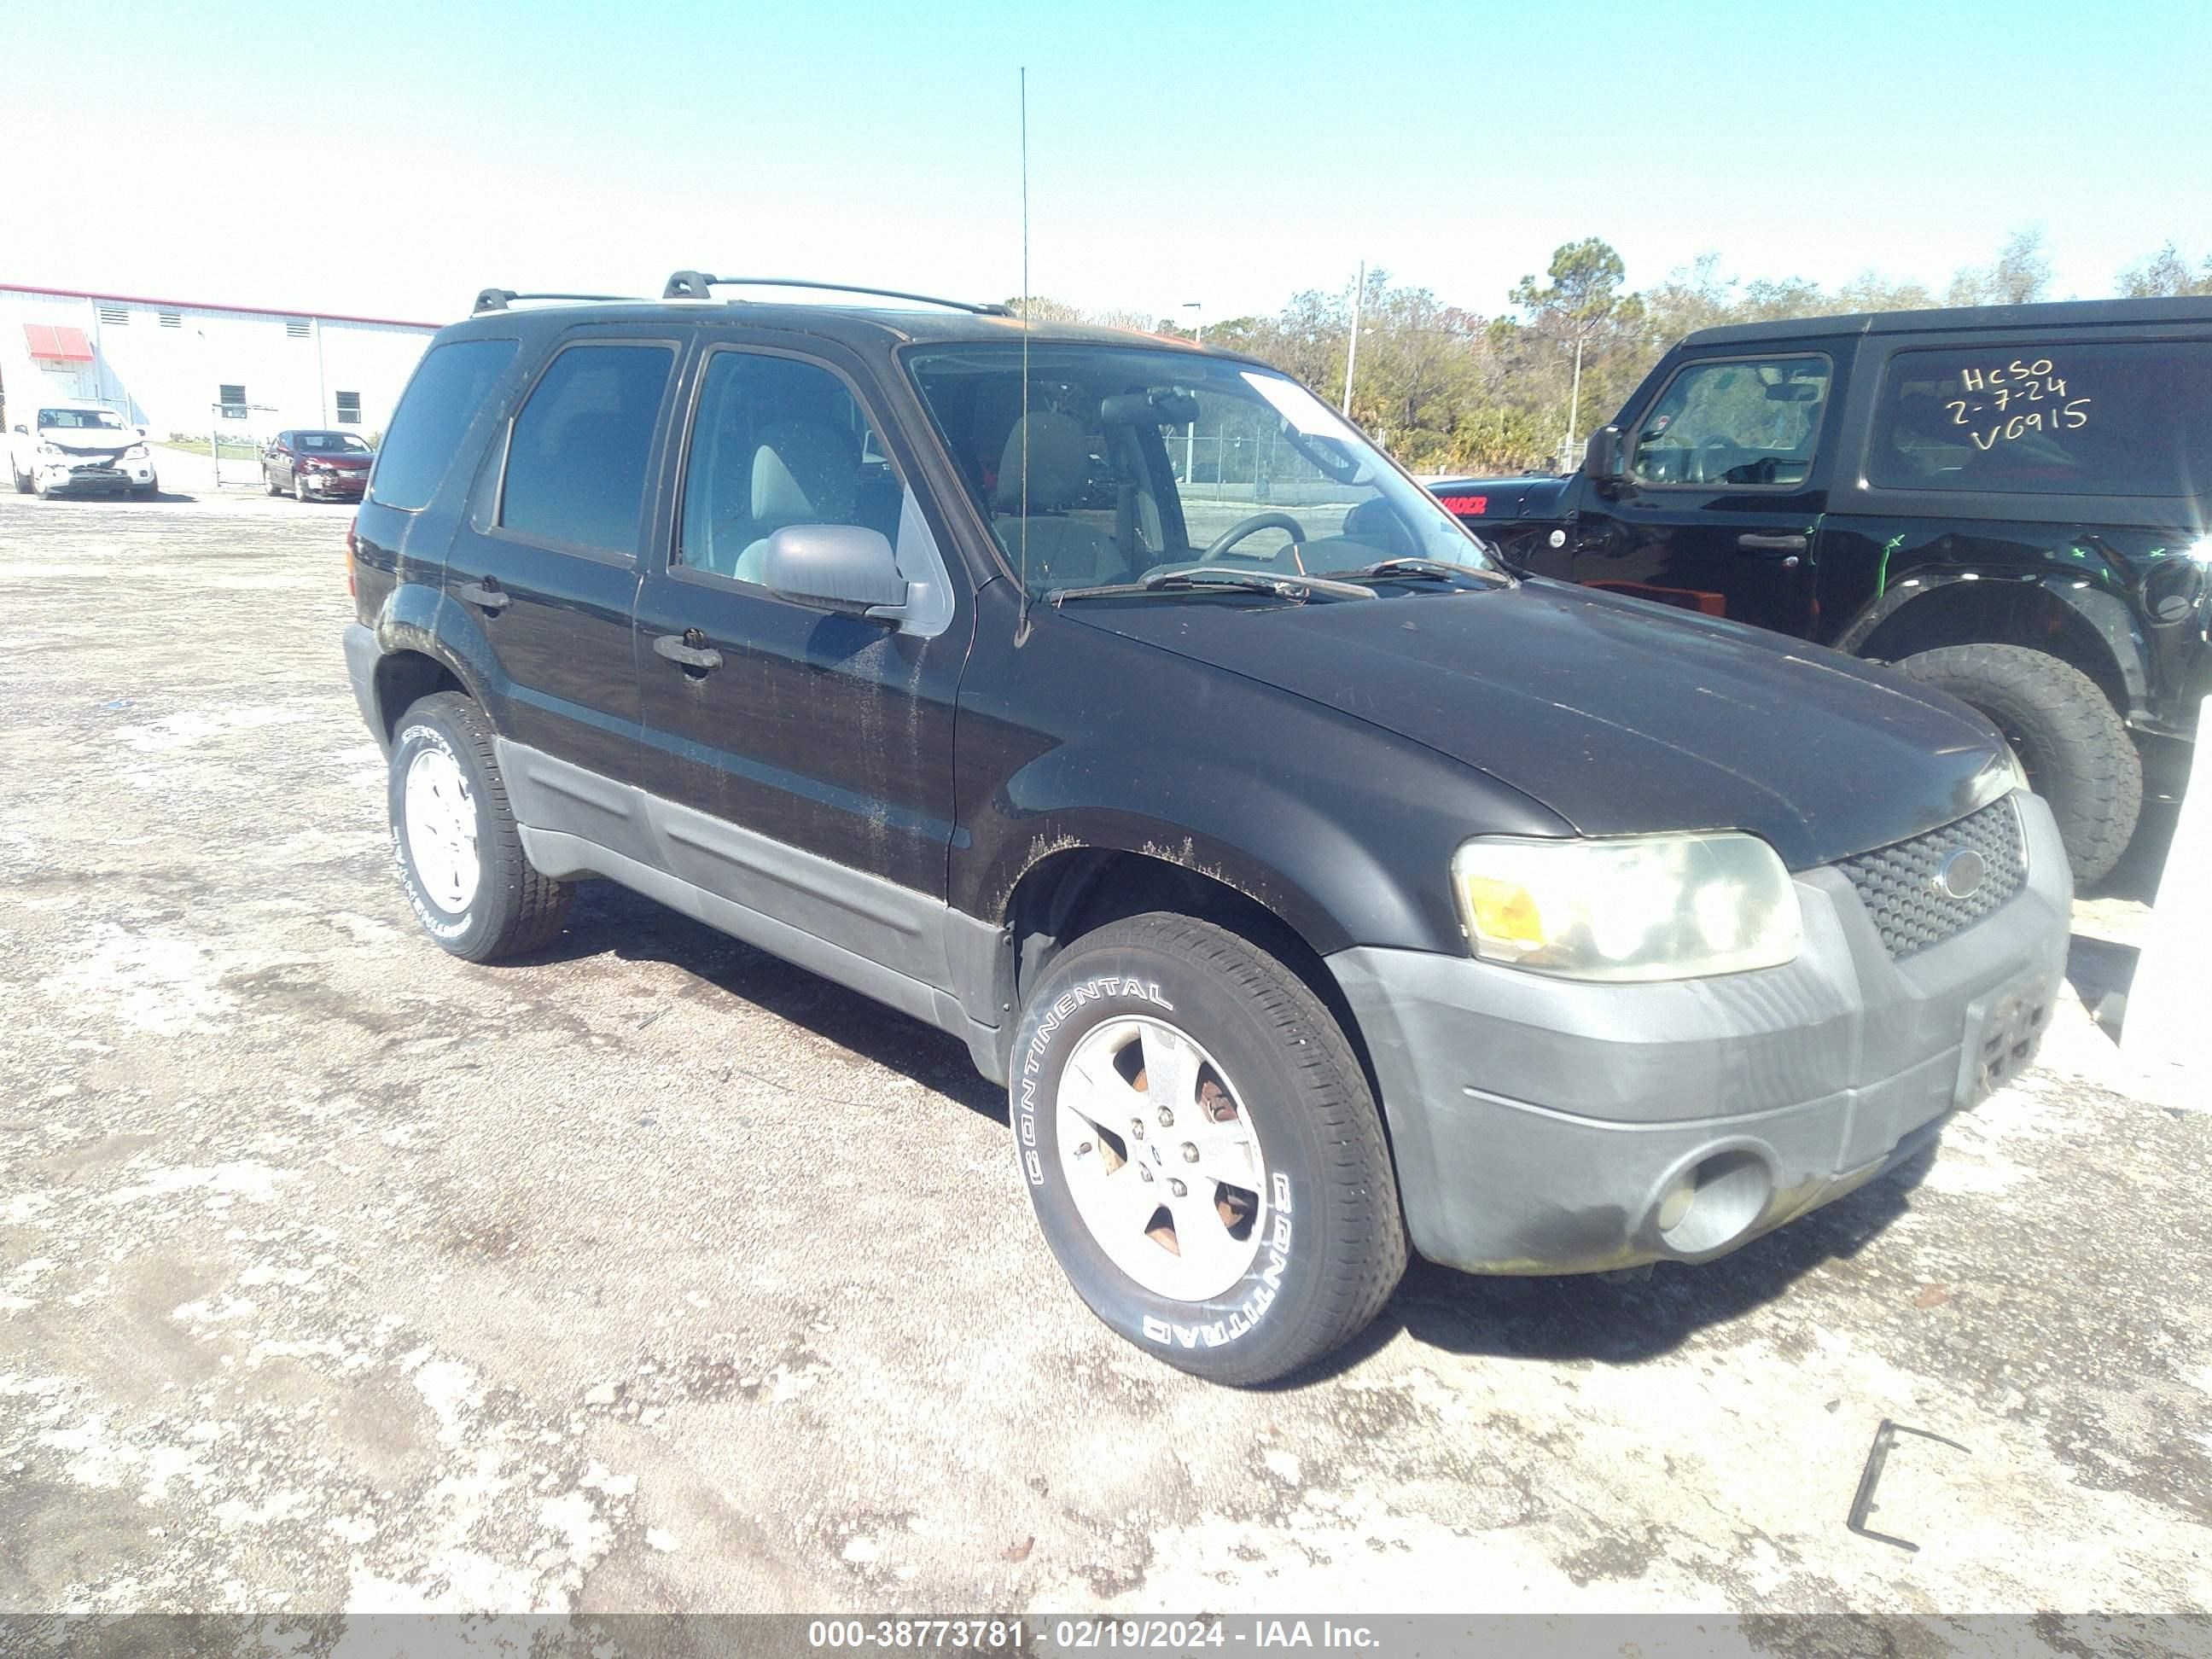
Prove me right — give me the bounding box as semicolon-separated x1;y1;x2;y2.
1010;913;1405;1386
387;692;572;962
1895;643;2141;885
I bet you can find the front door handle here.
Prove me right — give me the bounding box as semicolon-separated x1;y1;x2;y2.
653;630;723;672
456;579;510;612
1737;533;1808;553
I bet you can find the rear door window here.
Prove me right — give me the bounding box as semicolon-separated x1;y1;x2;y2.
498;342;676;556
370;338;518;510
1628;356;1831;487
1870;341;2212;495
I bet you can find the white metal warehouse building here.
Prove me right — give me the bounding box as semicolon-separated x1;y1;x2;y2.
0;282;438;443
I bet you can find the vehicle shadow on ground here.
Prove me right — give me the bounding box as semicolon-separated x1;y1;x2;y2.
534;880;1007;1123
1284;1144;1937;1387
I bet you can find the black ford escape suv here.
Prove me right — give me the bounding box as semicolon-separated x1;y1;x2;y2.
1429;297;2212;886
343;273;2070;1385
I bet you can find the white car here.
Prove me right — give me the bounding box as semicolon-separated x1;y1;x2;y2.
7;401;160;498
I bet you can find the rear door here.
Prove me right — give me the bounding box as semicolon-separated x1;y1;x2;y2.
629;337;969;958
440;331;683;783
1571;351;1838;634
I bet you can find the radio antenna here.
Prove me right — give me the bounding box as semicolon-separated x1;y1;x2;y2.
1015;65;1033;647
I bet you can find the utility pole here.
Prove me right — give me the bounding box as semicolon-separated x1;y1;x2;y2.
1183;301;1202;483
1563;334;1586;474
1341;261;1365;416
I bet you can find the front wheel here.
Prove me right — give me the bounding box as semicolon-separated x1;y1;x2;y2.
9;457;30;494
1010;913;1405;1386
1895;643;2141;885
387;692;573;961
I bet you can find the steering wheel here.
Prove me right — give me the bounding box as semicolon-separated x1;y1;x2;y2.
1202;511;1308;562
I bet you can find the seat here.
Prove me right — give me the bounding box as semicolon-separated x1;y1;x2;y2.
730;420;860;585
990;410;1123;588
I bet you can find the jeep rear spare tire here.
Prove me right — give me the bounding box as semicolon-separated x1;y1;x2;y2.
388;691;573;962
1895;643;2141;885
1010;913;1405;1386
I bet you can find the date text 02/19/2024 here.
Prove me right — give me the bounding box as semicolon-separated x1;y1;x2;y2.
806;1619;1384;1652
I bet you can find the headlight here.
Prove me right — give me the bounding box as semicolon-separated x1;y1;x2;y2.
38;442;63;458
1451;831;1802;981
125;443;148;460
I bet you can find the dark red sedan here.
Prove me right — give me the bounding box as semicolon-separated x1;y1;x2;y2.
263;429;375;503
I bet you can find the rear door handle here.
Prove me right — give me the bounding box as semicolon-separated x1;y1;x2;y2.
653;631;723;672
1737;533;1808;553
456;579;510;612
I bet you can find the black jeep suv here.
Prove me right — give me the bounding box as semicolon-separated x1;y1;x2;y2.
343;273;2069;1384
1429;296;2212;885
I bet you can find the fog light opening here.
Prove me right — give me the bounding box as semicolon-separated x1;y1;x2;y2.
1655;1150;1773;1257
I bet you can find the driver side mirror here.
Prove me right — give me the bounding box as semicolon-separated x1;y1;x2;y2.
1582;425;1625;482
9;425;23;436
762;524;910;623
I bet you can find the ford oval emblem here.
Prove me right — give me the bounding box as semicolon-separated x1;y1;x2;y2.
1936;848;1987;900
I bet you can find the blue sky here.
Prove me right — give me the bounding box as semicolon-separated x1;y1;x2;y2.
15;1;2209;327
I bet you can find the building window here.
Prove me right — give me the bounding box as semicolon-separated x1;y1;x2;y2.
218;384;247;420
98;306;129;327
335;392;362;425
285;319;311;340
159;311;181;329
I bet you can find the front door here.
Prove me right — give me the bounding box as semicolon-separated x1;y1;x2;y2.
630;341;969;942
1572;352;1836;636
441;333;682;784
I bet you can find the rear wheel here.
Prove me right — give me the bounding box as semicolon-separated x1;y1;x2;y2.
1010;913;1405;1386
1895;643;2141;885
387;691;572;961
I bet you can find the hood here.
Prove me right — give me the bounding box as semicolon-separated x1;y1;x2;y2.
1429;473;1573;526
1062;579;2010;870
39;426;133;451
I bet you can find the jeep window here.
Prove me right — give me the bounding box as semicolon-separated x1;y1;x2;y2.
1628;356;1831;488
498;343;674;556
371;338;518;511
1871;341;2212;497
905;344;1493;597
38;408;127;430
676;351;911;585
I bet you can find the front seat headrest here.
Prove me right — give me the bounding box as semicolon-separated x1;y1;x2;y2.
993;410;1091;514
753;421;858;525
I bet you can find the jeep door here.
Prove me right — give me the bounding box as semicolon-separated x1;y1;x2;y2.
440;332;682;783
1572;352;1839;635
629;340;968;974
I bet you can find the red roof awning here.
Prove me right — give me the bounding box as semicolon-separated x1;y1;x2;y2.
24;323;94;362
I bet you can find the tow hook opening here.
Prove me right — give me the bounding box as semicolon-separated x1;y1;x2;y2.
1654;1150;1773;1256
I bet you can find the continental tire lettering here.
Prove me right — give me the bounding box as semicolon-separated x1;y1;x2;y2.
1014;975;1178;1189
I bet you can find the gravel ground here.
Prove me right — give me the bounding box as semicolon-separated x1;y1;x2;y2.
1;469;2207;1619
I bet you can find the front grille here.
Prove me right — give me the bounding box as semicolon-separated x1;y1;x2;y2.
1838;796;2026;959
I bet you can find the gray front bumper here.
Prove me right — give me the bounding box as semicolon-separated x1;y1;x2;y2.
1329;792;2072;1275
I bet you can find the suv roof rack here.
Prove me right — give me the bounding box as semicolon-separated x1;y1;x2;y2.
472;288;639;316
661;271;1011;316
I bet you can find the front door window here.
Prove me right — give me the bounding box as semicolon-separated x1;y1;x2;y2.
1628;357;1831;488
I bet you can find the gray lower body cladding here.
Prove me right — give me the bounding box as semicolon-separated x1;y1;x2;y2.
1328;792;2072;1275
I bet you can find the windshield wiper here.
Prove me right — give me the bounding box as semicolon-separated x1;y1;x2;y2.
1327;556;1512;586
1049;566;1378;604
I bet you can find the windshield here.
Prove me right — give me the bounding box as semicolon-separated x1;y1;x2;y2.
905;344;1496;597
296;431;372;454
39;408;126;430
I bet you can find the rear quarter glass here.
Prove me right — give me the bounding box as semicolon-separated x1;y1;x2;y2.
370;338;521;511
